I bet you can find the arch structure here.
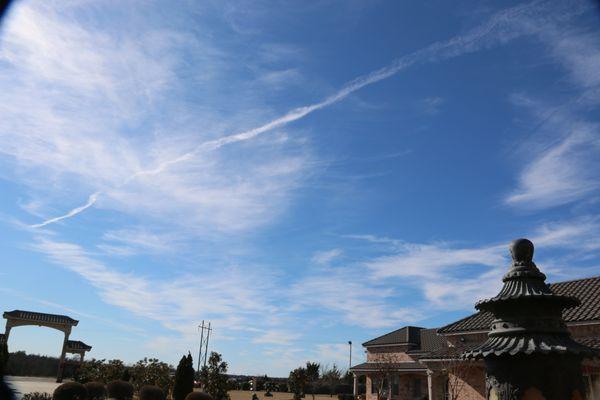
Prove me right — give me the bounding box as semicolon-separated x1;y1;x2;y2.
3;310;92;382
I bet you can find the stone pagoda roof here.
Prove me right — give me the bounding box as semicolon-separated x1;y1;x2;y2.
438;276;600;334
464;239;597;359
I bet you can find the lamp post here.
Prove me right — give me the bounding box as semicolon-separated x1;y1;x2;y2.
348;341;352;370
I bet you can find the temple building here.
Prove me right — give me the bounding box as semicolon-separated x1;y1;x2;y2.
350;270;600;400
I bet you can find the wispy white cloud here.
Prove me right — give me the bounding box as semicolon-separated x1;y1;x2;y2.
311;249;343;265
349;216;600;311
21;0;583;228
98;228;182;256
505;8;600;209
0;2;310;234
365;242;505;279
31;236;281;337
253;330;301;346
506;128;599;208
289;270;423;329
420;96;445;115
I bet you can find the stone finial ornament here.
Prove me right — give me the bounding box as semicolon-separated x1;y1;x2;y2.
464;238;596;400
509;238;534;264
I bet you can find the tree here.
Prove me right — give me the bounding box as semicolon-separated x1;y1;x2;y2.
288;367;307;400
199;352;230;400
305;362;320;400
0;341;9;374
104;360;127;382
74;359;127;383
320;364;342;397
131;358;173;394
74;359;106;383
368;353;397;400
173;353;195;400
438;358;478;400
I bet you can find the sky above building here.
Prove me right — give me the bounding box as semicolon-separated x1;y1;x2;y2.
0;0;599;377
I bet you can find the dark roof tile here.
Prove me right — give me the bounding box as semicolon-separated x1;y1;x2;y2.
418;328;447;352
363;326;424;347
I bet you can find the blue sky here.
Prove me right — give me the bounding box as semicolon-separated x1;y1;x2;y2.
0;0;599;376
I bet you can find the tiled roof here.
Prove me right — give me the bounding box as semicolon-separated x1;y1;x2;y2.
66;340;92;351
350;361;427;372
3;310;78;326
418;328;447;352
363;326;424;347
576;336;600;350
438;276;600;334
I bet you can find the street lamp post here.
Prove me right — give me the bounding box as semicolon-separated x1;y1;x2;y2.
348;341;352;370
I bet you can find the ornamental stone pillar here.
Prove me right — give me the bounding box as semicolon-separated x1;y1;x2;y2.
464;239;596;400
353;374;358;397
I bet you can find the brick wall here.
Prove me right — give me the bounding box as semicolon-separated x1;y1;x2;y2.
453;366;485;400
367;351;417;363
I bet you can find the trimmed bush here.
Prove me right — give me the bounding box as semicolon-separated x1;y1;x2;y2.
106;380;134;400
139;385;166;400
184;392;213;400
22;393;52;400
334;384;352;395
53;382;87;400
84;382;106;400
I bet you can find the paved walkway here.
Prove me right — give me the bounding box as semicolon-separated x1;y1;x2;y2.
5;376;59;399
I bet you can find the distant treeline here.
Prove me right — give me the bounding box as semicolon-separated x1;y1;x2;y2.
5;351;74;378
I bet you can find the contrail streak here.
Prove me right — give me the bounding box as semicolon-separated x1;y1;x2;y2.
31;192;100;228
30;0;571;228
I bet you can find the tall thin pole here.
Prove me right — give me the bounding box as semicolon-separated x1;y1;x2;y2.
203;322;211;367
197;320;205;374
348;341;352;370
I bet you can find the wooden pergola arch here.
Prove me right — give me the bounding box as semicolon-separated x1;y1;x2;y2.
2;310;92;382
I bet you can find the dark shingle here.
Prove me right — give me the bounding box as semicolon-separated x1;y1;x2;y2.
418;328;447;352
363;326;424;347
438;276;600;334
3;310;78;326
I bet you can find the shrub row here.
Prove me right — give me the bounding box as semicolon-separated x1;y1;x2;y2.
19;381;214;400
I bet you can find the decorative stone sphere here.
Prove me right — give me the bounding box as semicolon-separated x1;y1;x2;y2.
509;238;534;263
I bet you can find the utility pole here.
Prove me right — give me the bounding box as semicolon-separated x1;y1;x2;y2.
197;321;212;375
348;341;352;370
203;321;211;367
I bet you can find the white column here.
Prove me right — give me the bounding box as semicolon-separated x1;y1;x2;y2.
427;370;434;400
353;374;358;396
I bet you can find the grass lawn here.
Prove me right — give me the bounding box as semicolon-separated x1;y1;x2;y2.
227;391;338;400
